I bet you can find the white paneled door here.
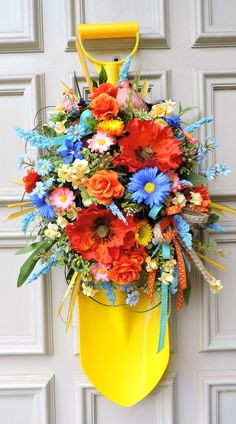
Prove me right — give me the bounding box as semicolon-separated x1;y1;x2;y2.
0;0;236;423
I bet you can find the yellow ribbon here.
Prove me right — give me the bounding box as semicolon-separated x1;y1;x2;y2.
4;207;37;222
57;271;79;317
7;201;32;208
211;201;236;216
66;273;81;331
197;252;227;271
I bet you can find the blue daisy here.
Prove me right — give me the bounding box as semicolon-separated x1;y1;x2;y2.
126;290;140;307
58;138;83;164
127;167;170;208
34;159;52;176
67;124;81;143
30;193;55;220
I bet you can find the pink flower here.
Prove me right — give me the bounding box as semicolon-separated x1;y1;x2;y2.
167;171;181;192
50;188;75;211
63;99;81;113
91;263;110;281
87;131;114;153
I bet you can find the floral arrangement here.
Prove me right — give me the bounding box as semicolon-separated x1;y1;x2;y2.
8;59;234;354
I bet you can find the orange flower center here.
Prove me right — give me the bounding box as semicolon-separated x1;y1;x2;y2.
98;267;106;274
59;194;68;202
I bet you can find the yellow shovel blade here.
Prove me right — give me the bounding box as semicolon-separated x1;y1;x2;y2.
78;291;170;407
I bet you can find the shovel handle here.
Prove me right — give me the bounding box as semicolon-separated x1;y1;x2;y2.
78;22;138;40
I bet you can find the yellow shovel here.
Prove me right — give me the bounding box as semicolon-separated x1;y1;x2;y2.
78;290;170;406
76;22;170;406
76;22;140;86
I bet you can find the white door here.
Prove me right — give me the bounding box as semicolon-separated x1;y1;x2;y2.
1;0;236;423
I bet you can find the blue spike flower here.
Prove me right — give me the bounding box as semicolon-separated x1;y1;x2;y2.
15;127;52;150
58;138;83;164
127;167;170;208
34;159;52;176
21;211;37;234
30;193;55;220
119;55;131;82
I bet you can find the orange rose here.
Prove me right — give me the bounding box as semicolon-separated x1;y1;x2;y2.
90;83;118;99
86;170;124;205
108;255;142;285
90;93;119;121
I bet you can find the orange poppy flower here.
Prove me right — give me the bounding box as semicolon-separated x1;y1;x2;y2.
23;168;40;193
108;248;146;285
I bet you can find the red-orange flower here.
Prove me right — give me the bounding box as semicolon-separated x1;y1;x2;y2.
114;118;182;172
90;82;118;99
23;168;40;193
65;205;137;264
108;248;147;285
188;185;210;212
90;93;119;121
86;170;124;205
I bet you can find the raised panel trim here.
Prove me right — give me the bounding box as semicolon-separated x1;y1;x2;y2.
0;0;43;53
75;372;177;424
0;375;55;424
0;74;45;203
197;223;236;351
65;0;170;51
199;371;236;424
193;70;236;198
0;231;53;355
192;0;236;47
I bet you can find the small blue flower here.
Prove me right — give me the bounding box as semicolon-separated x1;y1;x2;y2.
206;137;219;148
31;181;47;198
44;177;55;188
164;114;181;129
18;154;26;170
58;138;83;164
197;146;208;164
119;284;133;293
200;167;216;180
126;290;140;307
215;164;231;176
67;124;81;142
34;159;52;176
127;167;170;208
30;193;55;220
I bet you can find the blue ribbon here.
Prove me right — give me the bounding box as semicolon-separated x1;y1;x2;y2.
162;243;170;259
182;250;191;272
157;281;169;353
151;243;160;258
149;205;162;220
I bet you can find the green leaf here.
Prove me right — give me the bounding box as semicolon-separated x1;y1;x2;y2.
92;79;98;88
179;106;197;117
43;126;57;138
50;112;66;123
184;276;191;306
98;66;107;84
17;240;55;287
188;173;208;186
207;213;220;224
179;102;183;115
132;69;141;92
15;241;46;256
85;117;98;132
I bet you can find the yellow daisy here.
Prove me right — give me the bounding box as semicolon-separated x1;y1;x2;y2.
135;220;153;246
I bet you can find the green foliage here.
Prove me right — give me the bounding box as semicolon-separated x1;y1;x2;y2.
179;102;197;117
207;213;220;225
92;79;98;88
99;66;107;84
86;117;98;132
17;240;55;287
